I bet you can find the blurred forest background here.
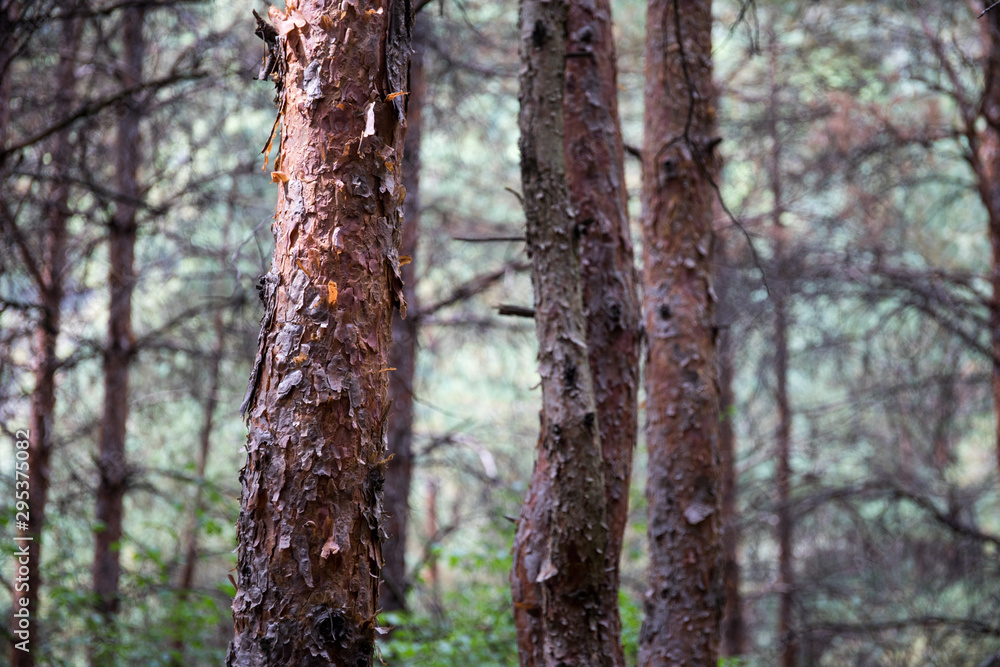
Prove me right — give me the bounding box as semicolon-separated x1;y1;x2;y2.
2;0;1000;665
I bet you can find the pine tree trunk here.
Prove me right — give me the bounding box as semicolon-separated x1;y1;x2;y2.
228;1;410;664
92;7;143;662
381;11;426;614
976;6;1000;487
638;0;723;663
510;0;609;663
565;0;641;662
10;11;81;667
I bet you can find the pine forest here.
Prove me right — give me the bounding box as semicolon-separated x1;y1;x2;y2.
2;0;1000;665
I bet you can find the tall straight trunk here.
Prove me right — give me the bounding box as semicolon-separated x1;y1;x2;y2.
773;274;795;667
716;244;745;659
638;0;722;664
510;0;609;663
228;1;411;664
92;6;143;661
564;0;641;662
977;5;1000;486
767;36;796;667
381;11;426;614
172;308;226;665
11;11;81;667
0;1;12;152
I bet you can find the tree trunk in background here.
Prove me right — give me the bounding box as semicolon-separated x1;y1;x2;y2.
976;6;1000;487
172;308;226;665
773;270;795;667
228;1;410;664
564;0;641;662
767;35;797;667
10;11;81;667
0;2;12;153
716;242;745;659
381;11;426;614
510;0;609;663
92;7;143;662
638;0;722;664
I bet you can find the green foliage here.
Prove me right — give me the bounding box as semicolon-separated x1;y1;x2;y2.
619;589;642;664
377;586;518;666
377;542;518;666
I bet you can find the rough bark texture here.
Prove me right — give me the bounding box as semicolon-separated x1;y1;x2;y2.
510;0;609;663
380;11;425;614
10;11;80;667
228;1;410;664
716;245;745;659
978;7;1000;486
638;0;722;664
564;0;640;662
92;8;143;659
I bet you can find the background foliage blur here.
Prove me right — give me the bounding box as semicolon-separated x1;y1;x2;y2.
1;0;999;664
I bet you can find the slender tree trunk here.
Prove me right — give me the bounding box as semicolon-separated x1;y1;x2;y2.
228;1;411;664
564;0;641;662
716;242;745;659
10;12;81;667
172;308;226;665
91;6;143;663
0;1;12;153
510;0;609;663
638;0;722;664
976;6;1000;486
773;269;796;667
381;11;426;614
424;479;440;615
767;36;797;667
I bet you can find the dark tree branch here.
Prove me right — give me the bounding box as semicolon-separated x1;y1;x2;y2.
497;304;535;318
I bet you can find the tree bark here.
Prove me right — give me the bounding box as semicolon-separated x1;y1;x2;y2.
976;5;1000;487
92;7;143;662
564;0;641;662
380;10;426;615
10;10;81;667
510;0;609;663
638;0;723;664
228;1;410;664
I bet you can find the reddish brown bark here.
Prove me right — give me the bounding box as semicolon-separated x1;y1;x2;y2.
638;0;722;664
228;1;410;664
565;0;641;662
380;11;426;614
510;0;609;663
92;8;143;662
10;11;81;667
